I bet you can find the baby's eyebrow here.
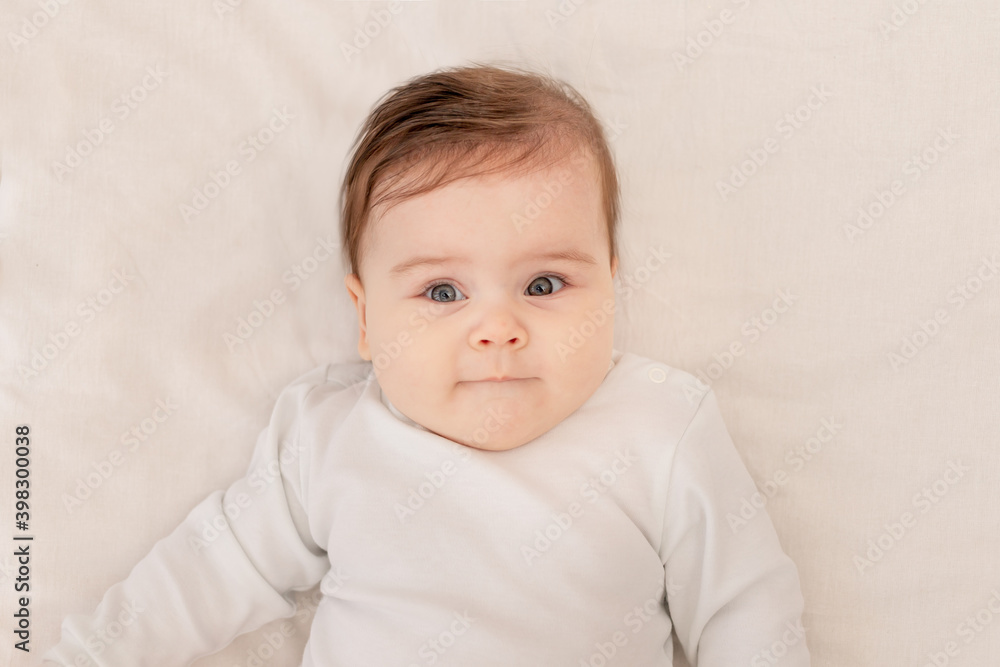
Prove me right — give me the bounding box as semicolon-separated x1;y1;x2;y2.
523;249;598;267
390;249;597;277
390;256;459;277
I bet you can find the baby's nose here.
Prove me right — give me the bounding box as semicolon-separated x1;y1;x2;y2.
468;302;527;349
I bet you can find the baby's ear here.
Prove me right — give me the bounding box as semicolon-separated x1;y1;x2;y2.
344;274;371;361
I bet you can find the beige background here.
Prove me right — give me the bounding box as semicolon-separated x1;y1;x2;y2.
2;0;998;665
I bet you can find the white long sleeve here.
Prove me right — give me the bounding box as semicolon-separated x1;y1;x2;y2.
44;368;333;667
661;389;809;666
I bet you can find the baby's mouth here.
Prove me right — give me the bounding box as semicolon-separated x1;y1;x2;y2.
462;376;534;383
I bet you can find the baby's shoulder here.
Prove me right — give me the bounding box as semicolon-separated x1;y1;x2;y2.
596;351;714;435
274;360;375;420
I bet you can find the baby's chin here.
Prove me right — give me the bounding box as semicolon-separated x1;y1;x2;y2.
434;392;565;452
441;425;542;452
388;377;590;451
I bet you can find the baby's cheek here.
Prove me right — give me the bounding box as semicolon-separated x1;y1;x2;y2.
552;294;616;355
368;310;422;367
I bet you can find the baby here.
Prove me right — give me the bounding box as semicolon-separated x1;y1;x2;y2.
46;64;809;666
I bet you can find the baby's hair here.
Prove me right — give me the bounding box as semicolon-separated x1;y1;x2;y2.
340;62;620;278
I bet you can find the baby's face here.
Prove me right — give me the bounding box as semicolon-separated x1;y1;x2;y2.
345;151;617;451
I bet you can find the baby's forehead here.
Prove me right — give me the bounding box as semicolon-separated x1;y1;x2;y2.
368;166;603;265
379;143;597;205
377;149;598;218
355;142;609;277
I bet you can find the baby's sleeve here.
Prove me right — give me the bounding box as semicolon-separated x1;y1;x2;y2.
43;369;332;667
660;389;810;667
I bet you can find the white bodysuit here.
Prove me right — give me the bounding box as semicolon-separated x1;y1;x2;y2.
45;350;810;666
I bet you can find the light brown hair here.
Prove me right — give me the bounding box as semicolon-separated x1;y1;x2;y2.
340;62;620;279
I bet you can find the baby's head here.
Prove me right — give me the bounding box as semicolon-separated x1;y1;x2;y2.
341;63;620;451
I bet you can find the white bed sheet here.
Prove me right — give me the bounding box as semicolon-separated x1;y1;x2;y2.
2;1;998;665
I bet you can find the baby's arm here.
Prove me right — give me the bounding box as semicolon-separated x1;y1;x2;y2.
661;389;810;666
44;371;331;666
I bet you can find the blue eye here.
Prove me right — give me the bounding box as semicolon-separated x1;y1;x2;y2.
425;283;466;302
525;275;566;296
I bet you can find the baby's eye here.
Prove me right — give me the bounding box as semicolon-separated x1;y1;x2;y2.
525;275;566;297
426;283;466;303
